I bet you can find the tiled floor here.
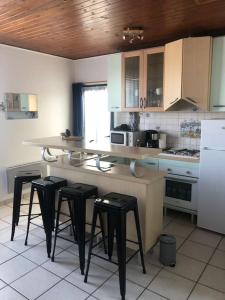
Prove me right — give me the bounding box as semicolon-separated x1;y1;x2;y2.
0;200;225;300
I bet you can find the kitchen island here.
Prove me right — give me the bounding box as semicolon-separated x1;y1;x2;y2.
23;136;166;252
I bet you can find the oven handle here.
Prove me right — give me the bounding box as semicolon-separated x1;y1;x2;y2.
165;176;198;184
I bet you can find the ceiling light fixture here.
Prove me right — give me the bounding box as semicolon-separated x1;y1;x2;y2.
122;27;144;44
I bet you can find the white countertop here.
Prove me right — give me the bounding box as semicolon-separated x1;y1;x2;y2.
23;136;161;160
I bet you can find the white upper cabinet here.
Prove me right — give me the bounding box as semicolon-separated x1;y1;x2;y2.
107;53;122;112
210;37;225;112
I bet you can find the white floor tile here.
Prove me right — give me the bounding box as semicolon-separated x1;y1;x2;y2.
139;289;167;300
66;263;112;293
178;240;214;263
22;241;62;265
37;279;88;300
199;265;225;293
0;244;17;264
0;286;26;300
149;269;195;300
209;249;225;269
0;227;25;244
11;267;60;300
4;233;42;254
189;283;225;300
164;253;206;281
42;250;79;278
163;222;194;238
93;274;144;300
0;255;36;284
91;249;118;272
0;206;13;218
0;220;10;230
0;279;6;289
188;229;222;248
125;259;160;288
144;246;164;268
163;216;173;228
218;237;225;252
29;227;46;239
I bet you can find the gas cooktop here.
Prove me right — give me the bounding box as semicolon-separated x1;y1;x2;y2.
159;148;200;159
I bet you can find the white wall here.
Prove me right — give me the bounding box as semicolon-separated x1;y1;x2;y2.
73;55;108;82
0;45;73;200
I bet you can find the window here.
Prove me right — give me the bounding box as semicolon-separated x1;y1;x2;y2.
83;85;110;144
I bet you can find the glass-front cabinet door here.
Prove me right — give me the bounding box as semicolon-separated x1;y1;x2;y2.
143;47;164;111
122;51;143;111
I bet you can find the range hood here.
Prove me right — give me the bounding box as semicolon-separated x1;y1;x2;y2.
166;97;200;111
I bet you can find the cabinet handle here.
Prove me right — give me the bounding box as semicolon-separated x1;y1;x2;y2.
186;171;191;175
111;106;120;109
167;168;172;172
140;98;143;109
170;98;178;105
147;162;156;165
213;105;225;108
143;97;146;109
186;97;197;104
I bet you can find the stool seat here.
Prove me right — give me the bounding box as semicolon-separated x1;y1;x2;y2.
59;183;98;199
95;192;137;211
15;170;41;182
32;176;67;189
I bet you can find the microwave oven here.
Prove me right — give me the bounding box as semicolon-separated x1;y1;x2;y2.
110;131;143;147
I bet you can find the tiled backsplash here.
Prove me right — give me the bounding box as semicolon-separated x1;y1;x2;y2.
115;111;225;149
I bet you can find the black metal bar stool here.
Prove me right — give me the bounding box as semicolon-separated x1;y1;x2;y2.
11;170;41;241
84;192;146;300
25;176;67;257
51;183;107;275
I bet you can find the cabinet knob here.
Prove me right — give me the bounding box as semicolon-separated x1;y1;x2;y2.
186;171;191;175
167;168;172;172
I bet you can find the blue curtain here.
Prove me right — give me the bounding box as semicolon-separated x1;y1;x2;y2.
72;83;84;136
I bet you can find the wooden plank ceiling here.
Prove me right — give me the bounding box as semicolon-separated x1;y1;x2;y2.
0;0;225;59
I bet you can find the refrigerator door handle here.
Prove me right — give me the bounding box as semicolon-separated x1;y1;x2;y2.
202;146;225;151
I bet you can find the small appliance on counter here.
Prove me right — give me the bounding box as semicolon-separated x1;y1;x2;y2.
144;130;159;148
110;130;144;147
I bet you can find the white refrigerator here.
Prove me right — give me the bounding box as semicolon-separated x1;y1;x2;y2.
198;119;225;234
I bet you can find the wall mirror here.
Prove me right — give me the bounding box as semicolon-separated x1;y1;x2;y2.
4;93;38;119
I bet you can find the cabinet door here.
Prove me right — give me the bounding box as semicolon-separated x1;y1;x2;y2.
107;53;122;112
122;51;143;111
210;37;225;112
164;39;183;110
143;47;164;111
182;37;212;111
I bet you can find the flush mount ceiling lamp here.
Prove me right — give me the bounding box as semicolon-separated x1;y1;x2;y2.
122;27;144;44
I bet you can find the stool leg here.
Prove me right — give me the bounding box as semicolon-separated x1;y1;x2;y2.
107;213;115;260
51;197;62;262
99;212;107;254
115;212;126;300
84;207;98;283
24;186;35;246
11;179;23;241
75;198;86;275
134;206;146;274
67;199;77;241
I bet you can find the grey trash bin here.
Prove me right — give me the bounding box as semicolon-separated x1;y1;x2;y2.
159;234;176;267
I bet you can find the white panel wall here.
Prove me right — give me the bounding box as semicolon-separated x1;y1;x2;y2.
73;55;108;82
0;45;73;201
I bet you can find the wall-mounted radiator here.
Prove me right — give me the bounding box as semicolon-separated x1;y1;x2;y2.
6;161;47;193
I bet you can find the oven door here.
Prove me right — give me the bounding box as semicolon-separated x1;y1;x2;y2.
164;174;198;211
110;131;127;146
